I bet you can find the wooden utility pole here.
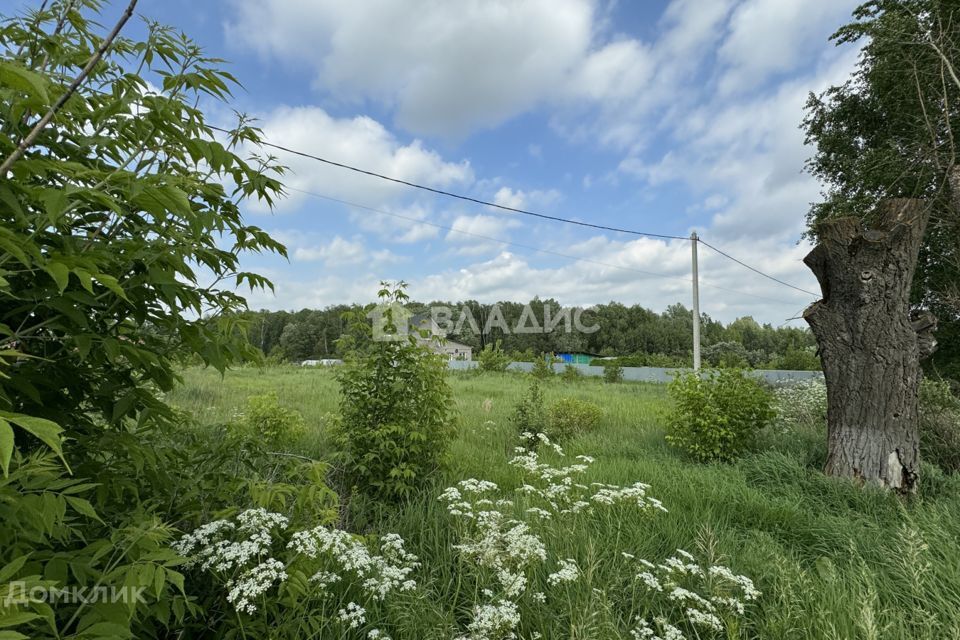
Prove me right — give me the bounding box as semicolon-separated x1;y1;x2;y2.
691;231;701;371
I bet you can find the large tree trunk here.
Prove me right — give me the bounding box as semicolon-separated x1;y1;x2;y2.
803;199;936;493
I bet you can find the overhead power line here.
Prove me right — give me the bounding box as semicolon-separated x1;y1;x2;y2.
289;187;810;307
697;239;820;297
210;124;689;241
212;124;820;299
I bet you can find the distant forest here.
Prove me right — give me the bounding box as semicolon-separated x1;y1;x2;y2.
239;299;823;371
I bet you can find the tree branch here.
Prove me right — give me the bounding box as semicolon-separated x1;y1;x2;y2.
0;0;139;176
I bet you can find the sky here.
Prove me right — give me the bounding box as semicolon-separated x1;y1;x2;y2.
79;0;866;323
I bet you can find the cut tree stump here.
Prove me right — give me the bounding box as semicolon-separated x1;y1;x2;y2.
803;199;936;493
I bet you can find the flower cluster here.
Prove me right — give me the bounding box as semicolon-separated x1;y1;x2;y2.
440;443;672;639
773;379;827;431
509;446;667;516
172;508;291;613
630;549;760;639
287;527;419;600
174;508;418;627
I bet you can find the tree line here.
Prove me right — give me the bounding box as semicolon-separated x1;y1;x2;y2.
238;298;823;370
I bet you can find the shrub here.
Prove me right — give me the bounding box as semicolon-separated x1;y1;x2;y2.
237;393;306;446
477;340;511;373
531;354;556;379
920;378;960;474
334;283;456;501
560;363;582;381
603;363;624;383
666;369;776;462
547;398;603;441
511;380;548;440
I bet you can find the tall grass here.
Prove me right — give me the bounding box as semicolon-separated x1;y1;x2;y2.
169;366;960;638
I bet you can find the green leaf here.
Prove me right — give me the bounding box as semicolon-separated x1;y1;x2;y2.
0;61;49;104
0;555;29;583
0;412;69;472
44;262;70;293
0;418;12;477
72;268;94;294
93;274;128;301
0;630;30;640
65;496;103;523
0;611;39;630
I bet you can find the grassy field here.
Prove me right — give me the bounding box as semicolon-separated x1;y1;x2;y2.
169;366;960;639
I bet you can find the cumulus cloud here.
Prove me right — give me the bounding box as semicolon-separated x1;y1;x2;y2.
226;0;594;137
248;106;472;213
491;187;562;210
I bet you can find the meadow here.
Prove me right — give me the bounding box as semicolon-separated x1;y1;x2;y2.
167;366;960;639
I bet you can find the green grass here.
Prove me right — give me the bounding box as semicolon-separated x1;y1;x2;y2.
168;366;960;639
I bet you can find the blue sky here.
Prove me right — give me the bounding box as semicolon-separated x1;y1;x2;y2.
94;1;863;322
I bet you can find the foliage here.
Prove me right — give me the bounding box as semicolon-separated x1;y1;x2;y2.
174;366;960;639
172;508;416;639
530;354;555;379
333;283;456;502
243;302;819;370
602;362;624;383
765;347;822;372
631;544;760;639
802;0;960;379
920;378;960;474
511;381;547;443
236;393;306;448
546;398;603;442
0;2;287;638
666;369;776;462
0;452;194;639
476;340;511;373
438;448;686;639
703;341;754;368
560;363;582;382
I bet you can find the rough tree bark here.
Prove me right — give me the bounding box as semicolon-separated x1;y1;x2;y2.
803;199;937;493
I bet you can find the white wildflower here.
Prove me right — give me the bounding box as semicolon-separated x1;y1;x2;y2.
547;558;580;586
337;601;366;628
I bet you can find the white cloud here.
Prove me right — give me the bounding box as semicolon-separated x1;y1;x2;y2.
227;0;595;137
717;0;859;94
249;106;472;212
492;187;562;210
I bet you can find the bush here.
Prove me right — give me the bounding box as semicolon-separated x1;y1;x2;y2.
531;354;556;379
560;363;582;381
920;378;960;474
237;393;306;446
666;369;776;462
334;283;457;502
603;363;624;383
477;340;511;373
547;398;603;441
512;380;548;440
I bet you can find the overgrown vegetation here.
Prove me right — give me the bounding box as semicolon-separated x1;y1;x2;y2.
603;362;624;383
167;367;960;639
475;340;511;373
920;379;960;474
666;369;777;462
546;397;603;442
333;283;456;502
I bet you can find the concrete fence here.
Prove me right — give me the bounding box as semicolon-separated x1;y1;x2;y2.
446;360;823;384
